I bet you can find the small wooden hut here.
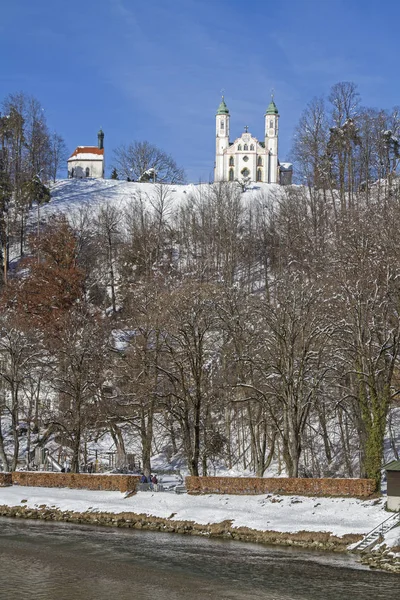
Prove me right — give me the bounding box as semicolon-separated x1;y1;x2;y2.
385;459;400;511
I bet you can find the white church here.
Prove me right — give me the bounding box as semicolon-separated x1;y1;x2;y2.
214;96;292;185
67;129;105;179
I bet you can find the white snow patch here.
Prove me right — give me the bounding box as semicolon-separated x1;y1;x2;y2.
0;486;387;537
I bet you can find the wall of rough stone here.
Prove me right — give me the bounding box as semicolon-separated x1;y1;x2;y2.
186;476;376;497
0;504;361;552
12;472;140;493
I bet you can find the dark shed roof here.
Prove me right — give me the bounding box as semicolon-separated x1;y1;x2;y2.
385;459;400;471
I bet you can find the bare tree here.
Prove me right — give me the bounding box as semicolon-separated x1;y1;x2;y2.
329;204;400;483
112;280;165;477
236;275;334;477
113;140;185;183
160;283;221;476
47;306;109;473
92;203;122;313
0;317;42;470
292;96;329;191
177;183;244;285
49;132;68;182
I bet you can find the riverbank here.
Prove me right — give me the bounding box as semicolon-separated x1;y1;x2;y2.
0;485;388;551
0;502;363;552
359;526;400;573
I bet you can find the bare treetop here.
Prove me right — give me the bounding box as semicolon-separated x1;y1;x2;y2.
113;140;185;184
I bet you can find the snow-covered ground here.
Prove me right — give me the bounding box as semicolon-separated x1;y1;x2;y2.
42;179;283;221
0;485;388;537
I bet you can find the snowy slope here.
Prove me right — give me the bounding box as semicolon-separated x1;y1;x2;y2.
0;486;386;537
40;179;284;222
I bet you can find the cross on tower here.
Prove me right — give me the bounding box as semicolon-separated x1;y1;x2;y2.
244;125;249;133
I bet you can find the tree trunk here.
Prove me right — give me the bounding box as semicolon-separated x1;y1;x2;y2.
71;432;81;473
0;415;9;471
11;387;20;471
110;424;127;469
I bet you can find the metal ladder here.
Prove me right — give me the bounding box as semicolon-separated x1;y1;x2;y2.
352;512;400;551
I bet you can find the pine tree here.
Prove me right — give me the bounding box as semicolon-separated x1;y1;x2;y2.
111;167;118;180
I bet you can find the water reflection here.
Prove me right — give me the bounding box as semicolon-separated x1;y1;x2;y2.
0;517;397;600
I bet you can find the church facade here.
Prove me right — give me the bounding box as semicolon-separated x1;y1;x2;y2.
214;97;292;185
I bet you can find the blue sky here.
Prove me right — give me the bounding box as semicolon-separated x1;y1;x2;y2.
1;0;399;182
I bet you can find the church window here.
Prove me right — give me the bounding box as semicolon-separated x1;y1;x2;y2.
243;155;249;162
241;167;250;178
244;144;248;151
270;119;274;129
85;167;90;177
257;156;263;166
238;144;242;151
250;144;254;151
257;169;262;182
220;121;224;130
229;157;234;166
229;168;234;181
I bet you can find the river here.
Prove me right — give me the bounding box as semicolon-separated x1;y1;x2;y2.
0;517;397;599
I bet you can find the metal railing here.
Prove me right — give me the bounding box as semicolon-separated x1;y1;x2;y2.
352;512;400;550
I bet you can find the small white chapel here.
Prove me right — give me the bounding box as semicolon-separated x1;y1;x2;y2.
214;96;292;185
68;129;105;179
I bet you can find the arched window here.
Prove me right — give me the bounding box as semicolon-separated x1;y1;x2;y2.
71;168;75;178
238;144;242;151
250;144;254;151
229;157;234;166
257;169;262;182
229;168;234;181
220;121;224;130
244;144;248;151
270;119;274;129
257;156;263;166
85;167;90;177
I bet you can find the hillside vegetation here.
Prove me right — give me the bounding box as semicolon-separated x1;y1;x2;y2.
1;81;400;482
0;176;399;484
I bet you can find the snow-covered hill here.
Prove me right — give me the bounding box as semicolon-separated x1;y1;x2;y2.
41;178;284;222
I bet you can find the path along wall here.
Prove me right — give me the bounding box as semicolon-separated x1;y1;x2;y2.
11;472;140;493
186;476;376;498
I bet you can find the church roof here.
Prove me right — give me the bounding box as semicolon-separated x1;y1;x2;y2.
216;97;229;115
68;146;104;161
266;100;279;115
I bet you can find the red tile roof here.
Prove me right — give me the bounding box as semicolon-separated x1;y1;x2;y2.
69;146;104;158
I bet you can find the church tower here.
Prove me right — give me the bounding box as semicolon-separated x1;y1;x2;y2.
98;127;104;150
265;97;279;183
214;97;230;182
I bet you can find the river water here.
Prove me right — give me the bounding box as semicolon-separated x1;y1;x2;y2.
0;517;397;600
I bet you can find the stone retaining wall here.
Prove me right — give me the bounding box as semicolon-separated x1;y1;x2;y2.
360;546;400;573
186;476;376;498
12;472;140;493
0;504;360;552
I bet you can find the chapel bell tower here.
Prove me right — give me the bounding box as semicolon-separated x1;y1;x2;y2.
98;127;104;150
